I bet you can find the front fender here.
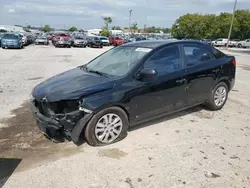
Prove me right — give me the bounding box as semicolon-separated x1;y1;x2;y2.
71;113;93;143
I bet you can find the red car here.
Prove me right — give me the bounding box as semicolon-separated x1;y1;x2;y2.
52;33;70;45
109;36;124;46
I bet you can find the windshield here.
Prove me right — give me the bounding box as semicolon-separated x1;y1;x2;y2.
85;46;152;77
75;37;85;39
2;34;18;39
38;37;46;39
55;33;69;37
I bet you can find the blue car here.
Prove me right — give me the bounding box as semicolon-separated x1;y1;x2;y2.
1;33;23;49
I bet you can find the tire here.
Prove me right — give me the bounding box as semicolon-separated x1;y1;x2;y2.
83;45;86;48
205;82;228;111
238;44;242;48
100;45;103;48
84;107;129;146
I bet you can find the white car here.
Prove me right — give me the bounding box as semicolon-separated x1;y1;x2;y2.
236;39;250;48
19;33;27;45
212;38;231;47
99;36;110;46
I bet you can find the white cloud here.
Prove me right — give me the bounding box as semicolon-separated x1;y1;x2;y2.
8;8;15;13
0;0;249;29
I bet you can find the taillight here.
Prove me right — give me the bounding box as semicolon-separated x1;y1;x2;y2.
232;60;236;67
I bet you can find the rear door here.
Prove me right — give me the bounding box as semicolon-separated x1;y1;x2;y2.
181;43;221;105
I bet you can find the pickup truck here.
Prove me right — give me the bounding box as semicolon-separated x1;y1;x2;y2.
236;39;250;48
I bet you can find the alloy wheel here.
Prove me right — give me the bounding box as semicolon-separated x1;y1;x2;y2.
94;113;123;143
214;86;227;107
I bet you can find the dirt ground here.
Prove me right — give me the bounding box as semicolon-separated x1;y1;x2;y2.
0;44;249;188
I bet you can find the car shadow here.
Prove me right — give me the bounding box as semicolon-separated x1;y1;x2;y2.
129;105;203;132
0;158;22;187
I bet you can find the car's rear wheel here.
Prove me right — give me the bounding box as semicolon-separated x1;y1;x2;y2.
205;82;228;111
84;107;129;146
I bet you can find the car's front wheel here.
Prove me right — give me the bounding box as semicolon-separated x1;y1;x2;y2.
205;82;228;111
84;107;129;146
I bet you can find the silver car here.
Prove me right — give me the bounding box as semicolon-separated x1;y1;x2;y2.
71;37;87;47
55;38;71;48
35;37;49;45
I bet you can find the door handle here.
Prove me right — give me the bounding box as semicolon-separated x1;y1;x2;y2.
176;78;186;84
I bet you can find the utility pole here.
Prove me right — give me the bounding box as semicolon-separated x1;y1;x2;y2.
129;10;132;39
226;0;237;49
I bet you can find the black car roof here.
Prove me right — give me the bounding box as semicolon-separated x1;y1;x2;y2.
122;40;205;48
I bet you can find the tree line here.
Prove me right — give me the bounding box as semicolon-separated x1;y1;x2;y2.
171;9;250;40
26;9;250;40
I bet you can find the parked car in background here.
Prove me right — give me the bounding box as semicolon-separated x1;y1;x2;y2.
201;39;212;45
87;37;103;48
35;36;49;45
236;39;250;48
124;38;133;43
229;39;240;47
0;33;4;46
212;38;232;47
19;33;27;45
99;36;110;46
1;33;23;49
54;37;71;48
52;33;70;45
71;36;88;47
30;40;236;146
109;36;124;46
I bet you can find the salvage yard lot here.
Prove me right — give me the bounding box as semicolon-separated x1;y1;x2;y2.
0;44;250;188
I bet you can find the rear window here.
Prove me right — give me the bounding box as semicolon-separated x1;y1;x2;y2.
100;37;107;40
212;48;226;58
3;34;18;39
115;37;122;40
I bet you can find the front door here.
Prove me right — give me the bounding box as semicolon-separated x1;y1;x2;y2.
130;44;188;123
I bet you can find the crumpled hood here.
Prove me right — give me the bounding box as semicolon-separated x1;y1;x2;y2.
32;67;115;102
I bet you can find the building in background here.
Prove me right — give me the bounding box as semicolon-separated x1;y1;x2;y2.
0;25;25;32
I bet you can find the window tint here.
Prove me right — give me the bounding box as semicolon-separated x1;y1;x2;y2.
183;44;215;67
144;45;182;75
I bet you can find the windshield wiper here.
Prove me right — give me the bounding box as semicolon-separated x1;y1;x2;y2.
87;68;109;77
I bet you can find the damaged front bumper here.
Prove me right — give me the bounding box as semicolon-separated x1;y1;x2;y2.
29;99;93;143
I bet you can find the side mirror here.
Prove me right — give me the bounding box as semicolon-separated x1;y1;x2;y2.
138;69;158;79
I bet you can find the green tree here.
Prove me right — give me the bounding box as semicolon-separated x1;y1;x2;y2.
0;29;7;33
102;17;112;29
130;22;138;32
170;11;249;40
69;26;78;32
235;10;250;39
111;26;121;30
41;25;52;32
100;26;111;37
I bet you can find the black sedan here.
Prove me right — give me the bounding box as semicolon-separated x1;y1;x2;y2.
30;40;236;146
87;37;103;48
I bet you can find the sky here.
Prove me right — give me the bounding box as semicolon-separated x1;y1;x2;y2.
0;0;250;29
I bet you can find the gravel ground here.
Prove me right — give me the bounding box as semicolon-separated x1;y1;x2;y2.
0;44;250;188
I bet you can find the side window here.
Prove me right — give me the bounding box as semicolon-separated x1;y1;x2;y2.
144;45;182;75
183;44;215;67
246;39;250;42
